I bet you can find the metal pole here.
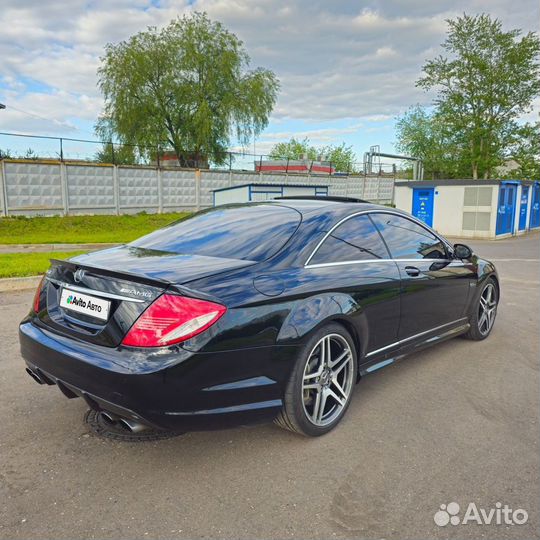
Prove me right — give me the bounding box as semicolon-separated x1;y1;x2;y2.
60;161;68;215
0;159;8;216
59;138;64;161
110;142;115;165
157;167;163;213
113;164;119;215
195;169;201;211
285;158;289;175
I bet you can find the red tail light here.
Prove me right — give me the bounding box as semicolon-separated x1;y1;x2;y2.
33;276;46;313
122;294;226;348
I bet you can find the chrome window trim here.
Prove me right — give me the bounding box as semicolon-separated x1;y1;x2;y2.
304;210;373;267
306;258;447;269
304;209;452;268
365;318;468;358
46;278;146;303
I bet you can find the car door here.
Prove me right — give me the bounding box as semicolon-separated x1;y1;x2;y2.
369;212;474;341
306;213;401;356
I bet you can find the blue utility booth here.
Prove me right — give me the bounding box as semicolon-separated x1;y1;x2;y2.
530;181;540;229
495;181;518;235
412;187;435;227
394;179;538;239
518;185;530;231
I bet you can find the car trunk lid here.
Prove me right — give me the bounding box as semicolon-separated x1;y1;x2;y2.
37;246;254;347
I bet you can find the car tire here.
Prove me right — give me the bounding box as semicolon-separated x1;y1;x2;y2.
275;322;358;437
464;277;499;341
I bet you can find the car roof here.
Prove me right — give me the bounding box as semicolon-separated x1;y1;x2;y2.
266;197;386;217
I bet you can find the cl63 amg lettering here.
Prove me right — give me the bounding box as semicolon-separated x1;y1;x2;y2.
19;198;499;437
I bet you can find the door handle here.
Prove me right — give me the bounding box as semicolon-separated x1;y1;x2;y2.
405;266;420;277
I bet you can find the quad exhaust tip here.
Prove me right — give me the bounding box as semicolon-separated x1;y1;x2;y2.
25;368;151;434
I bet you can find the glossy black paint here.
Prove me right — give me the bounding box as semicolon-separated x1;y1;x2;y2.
19;200;499;432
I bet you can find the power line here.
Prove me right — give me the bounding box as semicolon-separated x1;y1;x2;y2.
0;103;97;138
4;104;69;126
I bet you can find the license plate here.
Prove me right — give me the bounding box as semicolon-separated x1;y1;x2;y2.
60;288;110;321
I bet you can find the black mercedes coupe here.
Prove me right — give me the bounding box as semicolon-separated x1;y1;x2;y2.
19;197;499;437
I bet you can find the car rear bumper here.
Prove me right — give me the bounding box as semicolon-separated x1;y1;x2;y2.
19;320;299;431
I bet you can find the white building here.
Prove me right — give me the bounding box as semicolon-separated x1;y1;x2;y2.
394;179;540;239
212;183;329;206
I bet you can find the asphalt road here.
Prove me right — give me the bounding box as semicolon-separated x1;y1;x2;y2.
1;233;538;540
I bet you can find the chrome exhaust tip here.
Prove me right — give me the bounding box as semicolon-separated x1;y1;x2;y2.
26;367;43;385
118;417;150;433
98;410;151;433
99;411;119;425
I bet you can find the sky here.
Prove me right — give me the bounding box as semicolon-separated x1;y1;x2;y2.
0;0;539;164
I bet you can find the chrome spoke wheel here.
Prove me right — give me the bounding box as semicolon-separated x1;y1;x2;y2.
478;283;497;336
302;334;354;427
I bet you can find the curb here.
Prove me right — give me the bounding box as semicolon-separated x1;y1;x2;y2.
0;275;42;292
0;243;119;254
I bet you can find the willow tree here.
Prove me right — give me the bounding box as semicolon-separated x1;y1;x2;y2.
96;12;279;166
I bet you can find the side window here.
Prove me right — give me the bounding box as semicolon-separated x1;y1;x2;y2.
309;214;389;265
370;213;447;260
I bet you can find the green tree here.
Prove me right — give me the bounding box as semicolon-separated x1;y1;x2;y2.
322;143;357;173
269;137;357;172
506;122;540;180
23;148;39;160
97;12;279;166
269;137;317;161
395;105;469;179
417;14;540;179
94;142;140;165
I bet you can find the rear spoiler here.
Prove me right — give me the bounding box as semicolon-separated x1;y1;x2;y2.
49;258;171;288
47;259;221;303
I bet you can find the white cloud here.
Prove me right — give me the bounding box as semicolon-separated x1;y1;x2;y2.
260;124;364;144
0;89;102;135
0;0;538;137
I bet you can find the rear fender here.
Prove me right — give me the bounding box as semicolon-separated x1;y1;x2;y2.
276;293;367;350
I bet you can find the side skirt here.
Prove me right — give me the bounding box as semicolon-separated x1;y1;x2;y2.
358;321;471;377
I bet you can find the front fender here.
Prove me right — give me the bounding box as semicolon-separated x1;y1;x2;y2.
276;292;367;348
476;257;499;292
466;257;500;313
477;258;498;281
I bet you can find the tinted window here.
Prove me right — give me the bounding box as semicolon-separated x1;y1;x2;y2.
310;214;389;265
370;213;447;259
130;205;301;261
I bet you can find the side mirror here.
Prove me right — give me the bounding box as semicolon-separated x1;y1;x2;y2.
454;243;473;260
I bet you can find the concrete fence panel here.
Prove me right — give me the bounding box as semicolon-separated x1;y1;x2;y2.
118;166;160;213
4;161;63;215
161;169;197;211
66;164;115;214
0;159;395;216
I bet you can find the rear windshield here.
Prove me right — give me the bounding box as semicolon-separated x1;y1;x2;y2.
130;204;301;261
